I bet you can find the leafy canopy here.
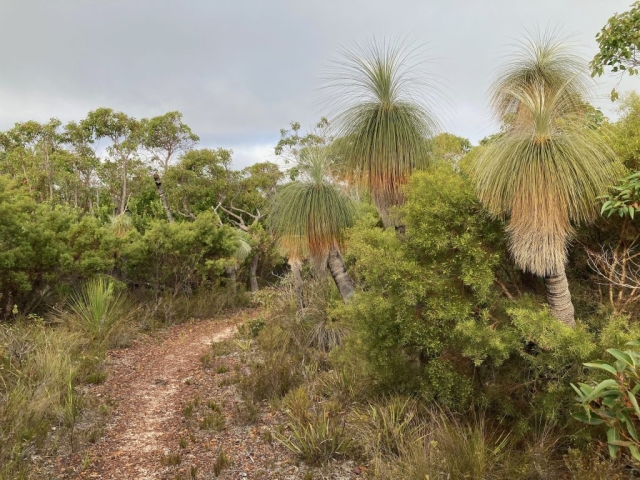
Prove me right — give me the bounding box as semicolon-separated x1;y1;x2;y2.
591;1;640;99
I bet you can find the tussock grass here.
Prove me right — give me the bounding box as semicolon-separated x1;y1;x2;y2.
0;322;81;477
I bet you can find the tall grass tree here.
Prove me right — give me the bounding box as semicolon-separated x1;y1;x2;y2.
324;39;440;226
271;148;357;304
474;34;620;326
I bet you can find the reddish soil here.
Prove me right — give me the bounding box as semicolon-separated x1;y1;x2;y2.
38;309;356;480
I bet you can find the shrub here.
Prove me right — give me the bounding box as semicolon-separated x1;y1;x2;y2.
62;277;136;350
572;342;640;462
275;404;353;466
371;410;516;480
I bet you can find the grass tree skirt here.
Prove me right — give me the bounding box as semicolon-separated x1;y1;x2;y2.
544;270;576;327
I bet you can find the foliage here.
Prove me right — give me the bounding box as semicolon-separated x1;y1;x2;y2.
601;171;640;219
591;1;640;99
572;342;640;462
270;147;356;264
62;277;136;350
339;165;508;404
474;34;620;276
276;388;352;466
122;212;237;296
325;38;439;222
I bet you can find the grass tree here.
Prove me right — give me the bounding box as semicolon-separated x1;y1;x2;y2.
271;148;357;305
474;35;620;326
226;233;251;295
325;39;439;226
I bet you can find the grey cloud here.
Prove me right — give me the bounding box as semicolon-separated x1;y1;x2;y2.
1;0;639;168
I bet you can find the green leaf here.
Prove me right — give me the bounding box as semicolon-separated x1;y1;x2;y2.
584;361;618;375
583;379;619;403
572;412;604;425
607;348;635;368
629;391;640;419
608;428;621;458
629;444;640;462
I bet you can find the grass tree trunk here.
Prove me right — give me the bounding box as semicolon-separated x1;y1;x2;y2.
226;265;237;295
327;246;355;303
289;258;305;310
153;172;174;223
249;254;259;292
544;268;576;327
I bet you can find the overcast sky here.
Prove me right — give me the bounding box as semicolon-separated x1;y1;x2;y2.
1;0;639;168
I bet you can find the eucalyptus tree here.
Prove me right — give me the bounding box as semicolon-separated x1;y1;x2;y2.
85;108;142;214
325;39;439;226
63;119;101;210
142;112;199;222
270;148;357;305
3;119;63;201
474;35;620;326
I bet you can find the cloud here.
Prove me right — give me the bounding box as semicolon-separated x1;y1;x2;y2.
0;0;639;161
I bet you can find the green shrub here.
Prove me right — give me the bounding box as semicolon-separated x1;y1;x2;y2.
276;403;353;466
62;277;136;350
572;342;640;462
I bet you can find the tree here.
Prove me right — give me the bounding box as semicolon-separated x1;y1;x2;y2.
2;120;63;201
431;133;472;167
142;111;199;173
591;1;640;99
165;148;233;219
325;39;439;226
474;35;620;326
270;148;357;304
84;108;142;214
142;112;199;222
63;119;101;210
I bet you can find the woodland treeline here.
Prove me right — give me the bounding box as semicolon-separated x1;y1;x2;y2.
0;108;286;320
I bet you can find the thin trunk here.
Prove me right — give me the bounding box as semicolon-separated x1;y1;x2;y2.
153;172;174;222
327;246;355;303
119;159;128;214
289;258;305;309
226;265;237;295
544;268;576;327
249;254;259;292
44;148;53;201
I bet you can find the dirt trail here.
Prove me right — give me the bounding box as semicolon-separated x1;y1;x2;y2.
67;311;246;479
42;307;356;480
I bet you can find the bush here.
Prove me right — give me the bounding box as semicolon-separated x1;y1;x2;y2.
62;277;136;350
275;402;352;465
572;342;640;462
122;212;237;297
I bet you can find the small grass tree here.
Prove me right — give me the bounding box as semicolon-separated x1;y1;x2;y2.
271;147;357;304
474;34;620;326
325;39;440;226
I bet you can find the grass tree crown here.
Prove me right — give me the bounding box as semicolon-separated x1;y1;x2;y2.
474;34;621;277
324;39;441;221
270;147;357;266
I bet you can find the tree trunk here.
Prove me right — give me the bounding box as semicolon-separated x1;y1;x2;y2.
226;265;237;295
153;172;174;222
119;160;128;214
544;268;576;327
289;258;305;309
249;254;259;292
327;246;355;303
